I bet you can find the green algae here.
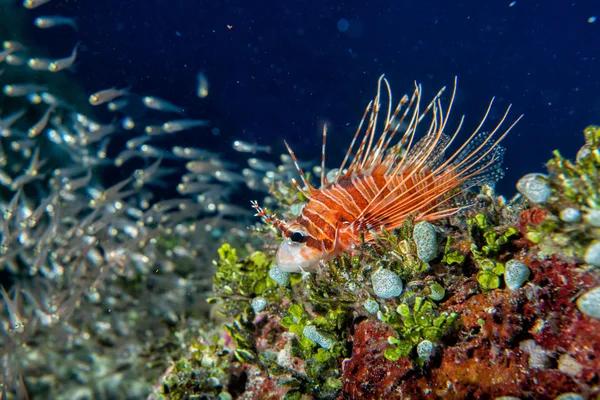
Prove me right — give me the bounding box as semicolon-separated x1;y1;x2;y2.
383;297;459;363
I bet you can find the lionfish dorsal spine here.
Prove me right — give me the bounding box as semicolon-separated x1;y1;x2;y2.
320;124;327;188
346;77;520;233
283;140;314;199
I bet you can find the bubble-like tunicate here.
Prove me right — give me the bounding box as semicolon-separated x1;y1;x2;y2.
269;264;290;286
302;325;333;349
417;339;434;359
577;286;600;319
413;221;438;262
251;297;267;313
516;173;552;204
554;394;585;400
371;268;403;299
583;209;600;228
583;241;600;267
363;298;379;314
504;260;531;290
559;207;581;223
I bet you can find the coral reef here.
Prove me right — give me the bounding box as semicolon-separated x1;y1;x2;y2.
1;1;599;396
154;126;600;400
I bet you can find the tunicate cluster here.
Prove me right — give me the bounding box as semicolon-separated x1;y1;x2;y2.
504;260;531;290
516;173;552;204
413;221;438;262
371;268;403;299
302;325;333;350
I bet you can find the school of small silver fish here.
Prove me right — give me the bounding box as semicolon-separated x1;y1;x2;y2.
0;1;307;397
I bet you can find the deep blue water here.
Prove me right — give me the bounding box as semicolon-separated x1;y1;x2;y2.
18;0;600;196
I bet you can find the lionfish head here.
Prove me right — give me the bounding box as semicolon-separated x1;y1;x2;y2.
251;201;327;273
275;223;326;273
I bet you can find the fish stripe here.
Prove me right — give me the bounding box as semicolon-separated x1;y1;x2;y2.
345;177;369;208
302;209;337;240
330;184;361;215
354;175;374;199
318;190;357;221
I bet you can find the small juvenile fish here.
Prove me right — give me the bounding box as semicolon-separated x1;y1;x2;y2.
217;203;254;218
197;72;209;98
172;145;219;159
89;86;130;106
0;48;13;63
142;96;185;114
115;149;144;167
3;41;24;52
0;109;26;130
248;157;277;172
121;117;135;130
0;170;12;187
40;92;72;109
145;125;167;135
23;0;52;9
10;138;37;152
28;105;56;138
212;170;245;184
5;54;26;66
232;140;272;154
162;119;209;133
3;84;48;97
185;160;219;174
140;144;174;158
2;188;22;222
0;285;25;333
0;139;6;166
48;42;81;72
27;57;53;71
126;135;152;149
34;16;77;30
78;124;115;145
107;98;129;112
25;92;42;104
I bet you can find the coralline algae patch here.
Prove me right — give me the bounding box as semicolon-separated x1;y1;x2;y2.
335;255;600;399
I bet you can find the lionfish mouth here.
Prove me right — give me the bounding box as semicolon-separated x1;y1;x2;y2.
253;76;522;271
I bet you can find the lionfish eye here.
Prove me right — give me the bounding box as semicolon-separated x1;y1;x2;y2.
290;231;305;243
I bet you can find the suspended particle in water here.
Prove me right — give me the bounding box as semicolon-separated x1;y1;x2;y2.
588;16;597;23
509;1;516;6
337;18;349;32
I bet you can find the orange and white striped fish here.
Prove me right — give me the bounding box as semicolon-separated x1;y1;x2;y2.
252;76;522;273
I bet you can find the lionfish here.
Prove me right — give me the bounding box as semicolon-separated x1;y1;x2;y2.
252;76;522;273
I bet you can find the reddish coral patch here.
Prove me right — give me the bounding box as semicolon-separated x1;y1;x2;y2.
340;319;412;399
